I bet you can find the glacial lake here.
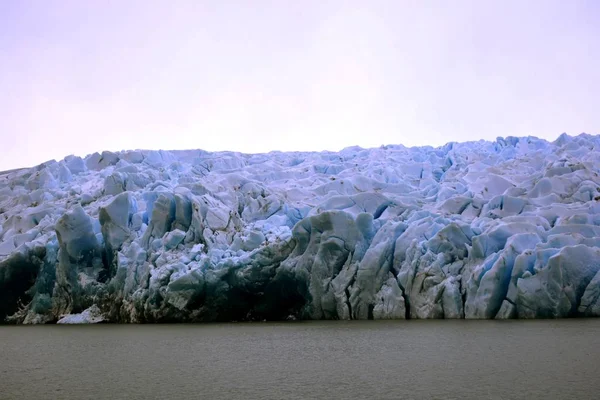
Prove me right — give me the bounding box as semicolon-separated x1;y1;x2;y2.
1;320;600;400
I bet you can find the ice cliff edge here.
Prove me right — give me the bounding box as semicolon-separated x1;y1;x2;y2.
2;133;600;323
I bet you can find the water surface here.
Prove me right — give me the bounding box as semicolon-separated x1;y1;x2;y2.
1;320;599;399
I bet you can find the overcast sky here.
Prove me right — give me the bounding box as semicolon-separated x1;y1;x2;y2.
1;0;599;170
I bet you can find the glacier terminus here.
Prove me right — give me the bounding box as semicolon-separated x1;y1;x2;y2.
2;133;600;324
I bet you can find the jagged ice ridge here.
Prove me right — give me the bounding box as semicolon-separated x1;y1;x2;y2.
2;133;600;323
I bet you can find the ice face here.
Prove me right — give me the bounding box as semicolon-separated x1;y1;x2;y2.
2;133;600;323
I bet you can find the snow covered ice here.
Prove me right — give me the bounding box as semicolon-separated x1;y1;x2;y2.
2;133;600;323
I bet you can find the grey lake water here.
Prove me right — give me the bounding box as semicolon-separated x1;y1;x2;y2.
1;320;600;400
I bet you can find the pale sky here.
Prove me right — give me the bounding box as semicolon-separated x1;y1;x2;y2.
1;0;599;170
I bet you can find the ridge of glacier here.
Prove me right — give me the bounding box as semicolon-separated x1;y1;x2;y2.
2;133;600;323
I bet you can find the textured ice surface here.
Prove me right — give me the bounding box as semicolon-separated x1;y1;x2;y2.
2;133;600;323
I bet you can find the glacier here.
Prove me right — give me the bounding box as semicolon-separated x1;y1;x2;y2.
2;133;600;323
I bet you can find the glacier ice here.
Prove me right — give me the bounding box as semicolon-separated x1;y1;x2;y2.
2;133;600;323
